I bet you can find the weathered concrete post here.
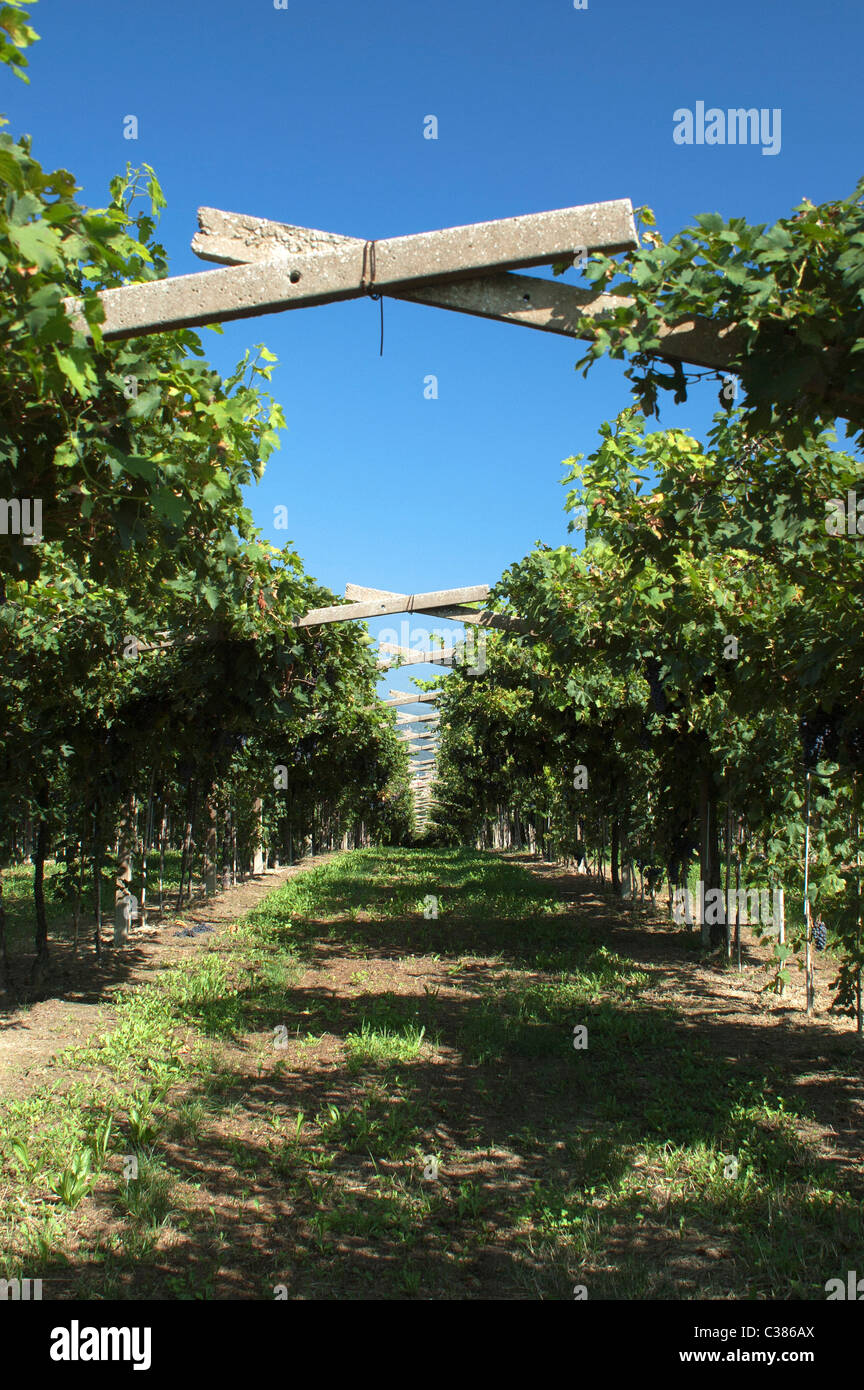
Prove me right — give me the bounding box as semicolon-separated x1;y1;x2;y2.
114;794;136;945
204;789;218;895
252;796;265;875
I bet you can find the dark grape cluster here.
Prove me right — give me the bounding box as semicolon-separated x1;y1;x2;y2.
644;657;669;715
800;706;864;771
813;918;827;951
799;709;839;765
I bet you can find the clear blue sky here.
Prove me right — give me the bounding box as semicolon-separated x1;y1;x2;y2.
8;0;863;688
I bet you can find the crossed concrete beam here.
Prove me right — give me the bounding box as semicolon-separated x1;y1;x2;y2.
383;690;442;707
61;197;745;373
186;206;741;370
343;584;526;633
64;200;638;341
378;644;457;670
301;583;489;628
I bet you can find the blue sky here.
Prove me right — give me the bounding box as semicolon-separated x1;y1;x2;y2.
8;0;863;689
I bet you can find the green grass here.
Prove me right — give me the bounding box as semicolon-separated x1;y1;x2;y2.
344;1019;428;1070
0;846;860;1300
1;850;189;953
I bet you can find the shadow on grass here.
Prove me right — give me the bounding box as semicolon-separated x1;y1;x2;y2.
14;848;864;1301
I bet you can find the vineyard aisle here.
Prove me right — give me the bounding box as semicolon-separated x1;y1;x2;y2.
2;848;861;1301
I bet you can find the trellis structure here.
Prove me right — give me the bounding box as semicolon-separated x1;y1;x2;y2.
383;689;442;708
66;193;744;846
298;582;495;821
64;197;741;376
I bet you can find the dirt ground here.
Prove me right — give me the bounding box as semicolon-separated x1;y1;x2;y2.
0;855;334;1102
520;857;864;1194
3;849;862;1301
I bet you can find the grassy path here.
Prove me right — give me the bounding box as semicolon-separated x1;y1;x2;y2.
0;859;333;1100
1;847;861;1300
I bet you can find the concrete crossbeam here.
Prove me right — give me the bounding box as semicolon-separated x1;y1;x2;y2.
394;274;745;371
345;584;526;633
300;585;489;628
188;206;742;372
67;201;637;340
383;690;442;706
379;644;457;666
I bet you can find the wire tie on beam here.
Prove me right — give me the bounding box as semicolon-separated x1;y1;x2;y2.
361;239;384;357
